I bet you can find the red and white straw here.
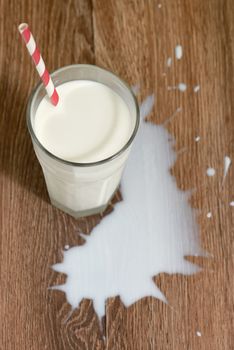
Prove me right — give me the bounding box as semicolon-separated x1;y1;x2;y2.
18;23;59;106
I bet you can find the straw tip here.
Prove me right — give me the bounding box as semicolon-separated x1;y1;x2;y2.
18;23;29;34
51;90;59;106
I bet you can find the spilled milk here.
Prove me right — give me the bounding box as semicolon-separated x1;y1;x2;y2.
52;96;204;319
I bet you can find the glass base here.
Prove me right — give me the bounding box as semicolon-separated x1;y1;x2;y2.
50;198;108;219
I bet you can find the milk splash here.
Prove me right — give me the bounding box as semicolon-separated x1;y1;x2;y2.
206;167;216;177
167;57;172;67
223;156;231;181
52;96;203;320
175;45;183;60
168;83;187;92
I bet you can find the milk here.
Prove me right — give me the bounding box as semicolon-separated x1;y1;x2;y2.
34;81;133;163
31;78;137;217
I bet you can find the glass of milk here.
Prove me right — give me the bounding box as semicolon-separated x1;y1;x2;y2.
27;65;139;218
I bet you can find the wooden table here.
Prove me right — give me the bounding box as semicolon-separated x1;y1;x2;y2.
0;1;233;349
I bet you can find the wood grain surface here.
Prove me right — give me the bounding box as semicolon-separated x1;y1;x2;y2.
0;0;233;349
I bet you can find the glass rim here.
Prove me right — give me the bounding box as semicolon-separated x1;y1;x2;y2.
26;64;140;167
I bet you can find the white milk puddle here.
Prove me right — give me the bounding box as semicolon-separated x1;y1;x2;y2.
52;96;204;320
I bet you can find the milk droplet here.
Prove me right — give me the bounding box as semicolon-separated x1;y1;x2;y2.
167;57;172;67
196;331;202;337
195;136;200;142
223;156;231;181
167;86;177;91
194;85;200;93
230;201;234;206
167;83;187;92
206;168;216;177
178;83;187;92
206;212;212;218
64;245;70;250
175;45;183;60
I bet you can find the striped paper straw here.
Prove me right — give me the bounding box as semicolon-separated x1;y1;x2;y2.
18;23;59;106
